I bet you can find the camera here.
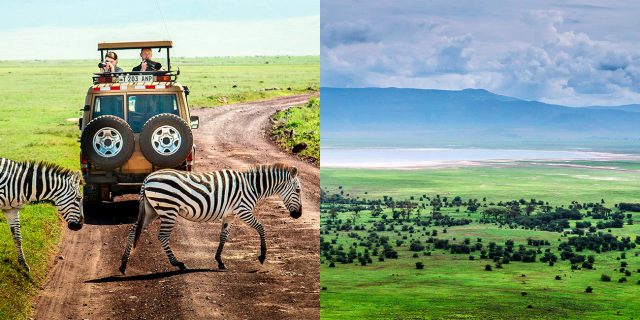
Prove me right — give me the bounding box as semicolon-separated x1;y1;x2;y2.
98;61;110;68
143;59;162;70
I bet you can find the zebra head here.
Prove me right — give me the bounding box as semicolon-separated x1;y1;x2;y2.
55;172;84;231
280;166;302;219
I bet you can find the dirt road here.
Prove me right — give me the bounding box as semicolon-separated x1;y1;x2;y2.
33;94;319;320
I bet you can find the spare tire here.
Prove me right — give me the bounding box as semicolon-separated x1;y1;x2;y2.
81;115;135;169
139;113;193;168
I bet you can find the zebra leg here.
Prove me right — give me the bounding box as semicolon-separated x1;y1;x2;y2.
157;212;187;270
4;208;30;272
237;210;267;265
119;203;158;274
214;216;236;270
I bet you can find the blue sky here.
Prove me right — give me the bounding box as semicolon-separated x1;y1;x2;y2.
321;0;640;106
0;0;319;59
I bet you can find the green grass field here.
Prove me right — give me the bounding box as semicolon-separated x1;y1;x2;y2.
321;164;640;205
0;56;318;320
272;97;320;162
320;164;640;319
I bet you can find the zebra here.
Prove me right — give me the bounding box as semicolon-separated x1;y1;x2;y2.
0;158;84;272
119;163;302;273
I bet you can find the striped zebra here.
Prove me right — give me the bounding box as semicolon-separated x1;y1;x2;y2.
119;163;302;273
0;158;84;272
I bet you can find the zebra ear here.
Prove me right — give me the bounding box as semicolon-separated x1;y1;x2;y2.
74;171;85;185
289;167;298;178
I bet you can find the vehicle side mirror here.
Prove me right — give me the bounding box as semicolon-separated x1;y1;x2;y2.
190;116;199;129
78;118;83;130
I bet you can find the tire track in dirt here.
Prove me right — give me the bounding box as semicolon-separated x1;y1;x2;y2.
33;94;319;320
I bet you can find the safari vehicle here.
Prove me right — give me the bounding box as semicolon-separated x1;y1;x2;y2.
79;41;199;207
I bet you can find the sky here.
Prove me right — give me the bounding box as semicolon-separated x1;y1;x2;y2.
321;0;640;106
0;0;319;60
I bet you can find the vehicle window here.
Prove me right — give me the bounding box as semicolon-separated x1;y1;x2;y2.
127;94;179;132
93;96;125;119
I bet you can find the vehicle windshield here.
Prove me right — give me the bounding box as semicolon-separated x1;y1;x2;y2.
93;96;125;119
127;94;179;132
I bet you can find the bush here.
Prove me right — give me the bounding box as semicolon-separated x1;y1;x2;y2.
601;274;611;282
485;264;492;271
585;286;593;293
416;262;425;269
619;277;627;283
555;275;562;280
329;262;336;268
410;241;425;252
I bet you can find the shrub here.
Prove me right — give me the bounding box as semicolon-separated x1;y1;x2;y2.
555;275;562;280
416;262;425;270
601;274;611;282
329;262;336;268
619;277;627;283
585;286;593;293
410;241;425;252
485;264;492;271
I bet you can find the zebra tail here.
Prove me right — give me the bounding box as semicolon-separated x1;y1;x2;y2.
133;187;147;248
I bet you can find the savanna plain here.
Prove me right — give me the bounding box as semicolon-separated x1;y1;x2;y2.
321;160;640;319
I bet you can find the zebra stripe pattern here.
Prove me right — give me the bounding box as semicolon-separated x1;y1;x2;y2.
0;158;84;272
119;163;302;273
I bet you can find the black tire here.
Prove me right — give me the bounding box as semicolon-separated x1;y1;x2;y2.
139;113;193;168
83;184;102;208
81;115;135;170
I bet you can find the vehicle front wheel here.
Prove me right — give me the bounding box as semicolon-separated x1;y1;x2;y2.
83;184;102;208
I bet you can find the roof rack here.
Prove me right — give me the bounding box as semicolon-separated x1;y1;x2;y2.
97;40;174;71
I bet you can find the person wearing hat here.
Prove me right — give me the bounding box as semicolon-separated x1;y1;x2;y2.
100;51;123;73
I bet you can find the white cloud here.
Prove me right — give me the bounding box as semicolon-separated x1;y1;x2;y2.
321;1;640;106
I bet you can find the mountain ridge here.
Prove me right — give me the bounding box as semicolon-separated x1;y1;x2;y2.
321;87;640;141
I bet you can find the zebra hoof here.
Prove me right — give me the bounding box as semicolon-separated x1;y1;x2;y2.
119;264;127;275
176;262;188;271
258;255;266;264
19;261;30;273
217;262;227;270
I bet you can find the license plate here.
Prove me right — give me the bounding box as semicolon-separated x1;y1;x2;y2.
118;74;154;83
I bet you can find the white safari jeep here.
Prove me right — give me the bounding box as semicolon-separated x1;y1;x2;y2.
79;41;199;207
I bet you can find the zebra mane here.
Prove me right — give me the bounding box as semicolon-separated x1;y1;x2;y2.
243;163;298;177
20;160;81;181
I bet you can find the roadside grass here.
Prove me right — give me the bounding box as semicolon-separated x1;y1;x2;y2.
170;56;319;107
0;205;62;319
272;97;320;162
0;56;317;319
320;164;640;319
